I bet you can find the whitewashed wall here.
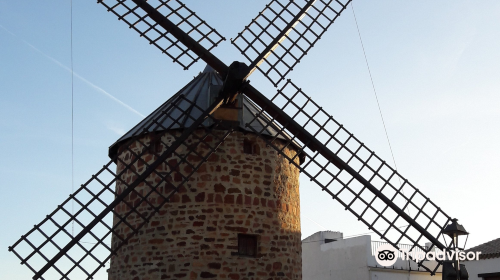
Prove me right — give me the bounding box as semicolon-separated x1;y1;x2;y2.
302;231;442;280
463;258;500;280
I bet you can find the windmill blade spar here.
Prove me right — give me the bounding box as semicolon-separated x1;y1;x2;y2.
232;0;352;86
9;92;234;280
241;80;452;274
98;0;226;70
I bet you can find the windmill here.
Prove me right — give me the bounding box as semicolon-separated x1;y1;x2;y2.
8;0;464;279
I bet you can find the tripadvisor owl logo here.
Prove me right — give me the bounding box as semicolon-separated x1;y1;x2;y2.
375;244;398;266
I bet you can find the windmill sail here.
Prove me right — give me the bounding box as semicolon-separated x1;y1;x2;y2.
231;2;453;272
241;80;451;274
98;0;225;70
232;0;351;86
9;88;233;279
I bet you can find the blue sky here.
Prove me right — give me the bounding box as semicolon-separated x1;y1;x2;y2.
1;0;499;278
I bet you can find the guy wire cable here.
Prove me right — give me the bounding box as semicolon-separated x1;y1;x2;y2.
71;0;75;237
350;3;410;217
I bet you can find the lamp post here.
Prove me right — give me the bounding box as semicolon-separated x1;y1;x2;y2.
442;218;469;280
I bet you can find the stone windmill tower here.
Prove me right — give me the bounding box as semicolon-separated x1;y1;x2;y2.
107;66;303;279
10;1;465;279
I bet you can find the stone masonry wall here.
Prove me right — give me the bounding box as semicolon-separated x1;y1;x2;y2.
108;130;302;280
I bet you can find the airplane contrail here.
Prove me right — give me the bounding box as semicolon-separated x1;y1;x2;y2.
0;24;145;118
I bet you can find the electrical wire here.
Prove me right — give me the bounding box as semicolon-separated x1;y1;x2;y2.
350;3;410;217
71;0;75;237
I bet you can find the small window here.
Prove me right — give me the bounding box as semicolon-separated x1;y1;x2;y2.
238;234;258;257
243;139;253;154
243;139;260;155
148;136;163;154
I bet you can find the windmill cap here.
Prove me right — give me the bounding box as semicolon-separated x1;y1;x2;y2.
108;65;303;161
203;64;215;73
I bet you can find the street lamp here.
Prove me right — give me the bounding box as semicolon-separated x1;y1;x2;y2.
442;218;469;280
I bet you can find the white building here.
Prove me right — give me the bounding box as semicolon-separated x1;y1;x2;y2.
302;231;442;280
463;238;500;280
